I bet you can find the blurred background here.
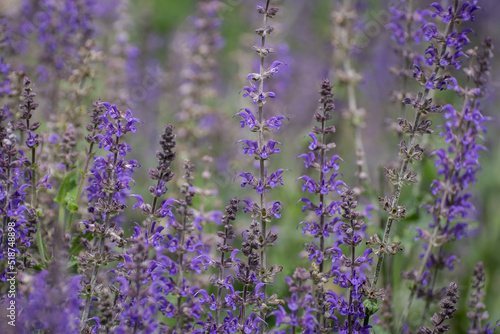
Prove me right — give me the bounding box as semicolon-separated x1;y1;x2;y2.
1;0;499;331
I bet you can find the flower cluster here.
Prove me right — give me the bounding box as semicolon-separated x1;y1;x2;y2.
0;105;34;278
419;282;460;334
331;0;369;191
14;0;96;84
233;0;286;327
0;1;497;334
402;35;493;328
467;262;499;334
18;265;82;333
78;101;142;331
177;0;224;144
274;79;374;334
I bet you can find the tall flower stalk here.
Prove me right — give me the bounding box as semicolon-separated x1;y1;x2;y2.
176;0;223;163
234;0;285;326
295;79;345;332
278;79;373;334
17;77;47;264
196;197;240;333
115;123;178;333
78;102;141;331
65;100;107;232
370;0;468;294
331;0;370;192
467;262;499;333
400;34;493;330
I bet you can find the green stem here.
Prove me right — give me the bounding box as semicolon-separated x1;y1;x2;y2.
79;140;119;332
65;141;95;232
215;227;229;328
25;116;47;264
338;0;371;190
176;198;189;332
147;175;163;235
347;231;356;334
257;2;271;330
420;260;440;326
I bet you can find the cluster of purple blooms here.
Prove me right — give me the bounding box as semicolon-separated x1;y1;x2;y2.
0;0;498;334
12;0;96;82
271;79;373;334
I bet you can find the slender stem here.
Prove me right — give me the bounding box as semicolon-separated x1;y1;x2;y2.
215;227;229;328
79;141;119;331
240;266;251;325
313;92;329;329
147;175;163;235
66;141;95;232
319;104;327;274
257;2;271;331
25;117;46;264
347;221;356;334
258;0;271;276
338;0;371;190
176;200;188;332
32;146;45;263
420;260;440;326
372;110;420;290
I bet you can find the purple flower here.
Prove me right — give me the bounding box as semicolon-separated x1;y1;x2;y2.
266;115;286;129
234;108;258;129
306;133;318;150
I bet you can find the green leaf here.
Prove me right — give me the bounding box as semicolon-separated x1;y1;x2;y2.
33;261;47;271
67;255;79;269
363;299;379;316
66;201;79;213
54;170;79;205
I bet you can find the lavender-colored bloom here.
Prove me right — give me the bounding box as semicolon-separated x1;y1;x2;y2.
233;12;288;312
281;79;373;333
467;262;500;334
79;102;142;331
13;0;96;84
111;225;166;333
18;270;82;333
0;114;34;279
397;1;493;324
419;282;460;333
0;56;11;97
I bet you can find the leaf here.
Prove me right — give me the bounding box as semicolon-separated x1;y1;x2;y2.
67;255;79;269
363;299;379;316
33;261;47;271
54;170;79;205
66;200;79;213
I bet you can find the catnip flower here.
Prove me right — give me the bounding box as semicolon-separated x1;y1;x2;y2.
79;101;142;332
419;282;459;334
232;1;287;327
279;79;372;334
397;2;492;330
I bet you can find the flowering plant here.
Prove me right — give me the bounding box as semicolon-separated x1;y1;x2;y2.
0;0;498;333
